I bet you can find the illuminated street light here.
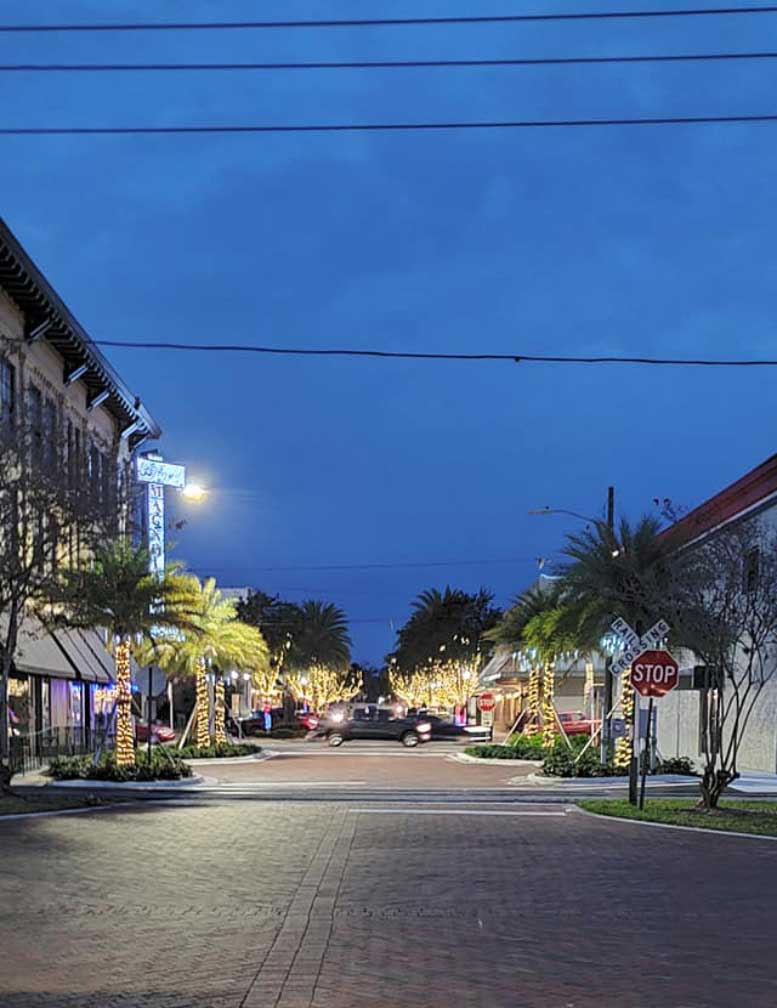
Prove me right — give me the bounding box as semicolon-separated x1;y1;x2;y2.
181;482;208;502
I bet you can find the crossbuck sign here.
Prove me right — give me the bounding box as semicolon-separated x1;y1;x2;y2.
610;617;671;677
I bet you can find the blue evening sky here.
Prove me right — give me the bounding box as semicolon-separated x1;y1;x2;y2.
3;1;777;662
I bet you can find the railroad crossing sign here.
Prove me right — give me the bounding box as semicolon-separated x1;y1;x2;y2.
477;692;496;712
631;649;680;698
610;617;671;677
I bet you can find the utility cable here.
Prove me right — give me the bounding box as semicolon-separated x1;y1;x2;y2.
4;112;777;135
1;6;776;33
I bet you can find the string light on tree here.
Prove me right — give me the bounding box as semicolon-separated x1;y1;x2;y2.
195;658;210;748
614;670;634;769
114;638;135;766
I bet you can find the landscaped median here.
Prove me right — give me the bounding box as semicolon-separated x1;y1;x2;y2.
579;798;777;838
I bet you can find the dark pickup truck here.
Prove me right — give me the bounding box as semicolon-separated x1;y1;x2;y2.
324;708;432;747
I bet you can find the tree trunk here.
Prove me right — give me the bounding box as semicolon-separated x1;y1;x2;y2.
542;665;556;748
698;767;737;810
114;638;135;767
214;678;227;744
195;659;211;748
0;598;21;791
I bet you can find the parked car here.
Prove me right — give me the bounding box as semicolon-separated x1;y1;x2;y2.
325;708;432;747
135;721;176;744
295;711;321;731
419;714;491;743
557;711;600;736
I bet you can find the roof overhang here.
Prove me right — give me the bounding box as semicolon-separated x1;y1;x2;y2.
0;217;161;448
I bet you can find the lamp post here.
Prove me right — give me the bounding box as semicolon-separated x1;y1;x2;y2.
529;487;617;763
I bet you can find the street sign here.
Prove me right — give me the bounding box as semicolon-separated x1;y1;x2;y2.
480;709;494;728
611;618;670;676
133;666;167;698
630;649;680;698
136;457;186;488
477;692;496;712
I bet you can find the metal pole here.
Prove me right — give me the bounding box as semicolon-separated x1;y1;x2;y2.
601;485;615;765
639;697;653;809
147;667;153;761
168;680;174;730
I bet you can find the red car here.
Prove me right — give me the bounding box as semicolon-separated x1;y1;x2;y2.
295;712;320;731
558;711;599;736
135;721;176;744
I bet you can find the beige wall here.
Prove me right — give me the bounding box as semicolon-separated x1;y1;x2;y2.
0;285;133;492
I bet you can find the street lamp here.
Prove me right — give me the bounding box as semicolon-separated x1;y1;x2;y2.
528;505;621;557
181;482;208;502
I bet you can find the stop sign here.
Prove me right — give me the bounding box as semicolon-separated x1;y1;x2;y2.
477;692;496;712
631;650;679;698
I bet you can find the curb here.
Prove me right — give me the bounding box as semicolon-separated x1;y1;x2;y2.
524;771;697;789
49;774;208;790
571;803;777;842
0;798;176;823
451;753;543;767
183;751;270;766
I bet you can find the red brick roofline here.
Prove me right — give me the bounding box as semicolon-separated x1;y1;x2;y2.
664;453;777;547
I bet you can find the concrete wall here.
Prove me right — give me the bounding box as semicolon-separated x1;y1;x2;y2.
657;680;777;773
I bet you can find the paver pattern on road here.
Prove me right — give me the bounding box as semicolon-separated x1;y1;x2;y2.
210;749;531;788
2;796;777;1007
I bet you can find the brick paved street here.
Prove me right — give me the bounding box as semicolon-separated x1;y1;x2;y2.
2;795;777;1008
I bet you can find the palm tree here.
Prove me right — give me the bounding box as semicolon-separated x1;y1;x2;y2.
52;541;199;766
287;600;351;671
144;577;270;747
390;587;499;672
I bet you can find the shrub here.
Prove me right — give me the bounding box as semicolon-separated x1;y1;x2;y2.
509;734;547;759
656;756;697;776
178;742;259;759
48;749;193;782
269;725;307;739
541;737;627;778
464;744;542;760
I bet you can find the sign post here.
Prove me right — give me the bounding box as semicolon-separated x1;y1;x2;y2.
609;618;671;805
630;648;680;808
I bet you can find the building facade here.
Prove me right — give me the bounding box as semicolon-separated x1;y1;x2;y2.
657;454;777;772
0;217;160;757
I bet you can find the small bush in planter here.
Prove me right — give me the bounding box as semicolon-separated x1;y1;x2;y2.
48;749;193;782
178;741;259;759
541;736;626;778
464;744;543;760
269;725;307;739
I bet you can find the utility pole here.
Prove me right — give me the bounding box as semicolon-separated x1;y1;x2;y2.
601;486;615;765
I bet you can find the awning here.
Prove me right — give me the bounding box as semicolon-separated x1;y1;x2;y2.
7;615;115;684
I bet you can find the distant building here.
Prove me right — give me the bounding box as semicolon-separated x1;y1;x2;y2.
474;575;606;735
0;217;160;760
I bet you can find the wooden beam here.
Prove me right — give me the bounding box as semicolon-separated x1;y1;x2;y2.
120;419;141;441
64;363;88;387
86;389;110;413
26;317;52;342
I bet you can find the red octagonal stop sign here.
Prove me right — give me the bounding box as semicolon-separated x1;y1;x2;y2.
477;692;496;712
631;649;679;698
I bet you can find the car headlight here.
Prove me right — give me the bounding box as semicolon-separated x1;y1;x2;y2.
416;722;431;733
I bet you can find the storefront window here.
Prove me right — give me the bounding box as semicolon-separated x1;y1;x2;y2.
68;682;84;726
8;676;31;735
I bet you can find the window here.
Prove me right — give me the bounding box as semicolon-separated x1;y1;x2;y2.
88;443;101;501
744;547;760;594
42;397;57;468
27;384;42;461
0;356;14;424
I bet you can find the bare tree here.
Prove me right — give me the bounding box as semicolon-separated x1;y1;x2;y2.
0;418;114;789
673;522;777;809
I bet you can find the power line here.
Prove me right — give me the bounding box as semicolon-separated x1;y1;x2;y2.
189;556;546;573
5;51;777;72
3;113;777;136
83;339;777;366
1;6;776;33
